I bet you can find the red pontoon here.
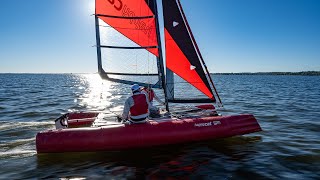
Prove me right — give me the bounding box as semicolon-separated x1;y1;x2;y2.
37;113;261;153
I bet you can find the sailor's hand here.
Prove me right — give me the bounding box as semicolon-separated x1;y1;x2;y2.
116;116;122;122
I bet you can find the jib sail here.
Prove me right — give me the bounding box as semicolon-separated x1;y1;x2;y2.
162;0;216;103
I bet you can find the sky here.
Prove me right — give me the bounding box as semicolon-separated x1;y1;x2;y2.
0;0;319;73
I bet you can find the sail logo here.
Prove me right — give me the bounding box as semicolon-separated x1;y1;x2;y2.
122;6;153;37
194;121;221;127
105;0;153;37
107;0;122;11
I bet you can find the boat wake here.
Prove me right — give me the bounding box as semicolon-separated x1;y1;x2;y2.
0;137;36;158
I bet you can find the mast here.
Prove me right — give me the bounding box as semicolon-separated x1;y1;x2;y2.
166;68;174;101
95;15;103;73
153;0;169;112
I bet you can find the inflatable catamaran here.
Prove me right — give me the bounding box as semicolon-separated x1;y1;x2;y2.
36;0;262;153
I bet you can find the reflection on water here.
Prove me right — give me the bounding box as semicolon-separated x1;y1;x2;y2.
33;136;263;179
74;74;113;111
0;74;319;179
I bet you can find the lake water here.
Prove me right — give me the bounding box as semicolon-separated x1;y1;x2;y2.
0;74;319;179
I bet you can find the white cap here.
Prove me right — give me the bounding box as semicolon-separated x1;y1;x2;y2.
131;84;140;92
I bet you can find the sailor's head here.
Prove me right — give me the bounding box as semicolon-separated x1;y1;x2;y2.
131;84;140;93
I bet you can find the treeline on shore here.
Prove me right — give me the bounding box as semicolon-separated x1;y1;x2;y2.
212;71;320;76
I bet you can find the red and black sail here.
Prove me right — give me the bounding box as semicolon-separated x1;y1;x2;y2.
162;0;215;101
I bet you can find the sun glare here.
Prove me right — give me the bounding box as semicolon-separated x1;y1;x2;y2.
88;0;95;13
79;74;112;111
80;0;95;16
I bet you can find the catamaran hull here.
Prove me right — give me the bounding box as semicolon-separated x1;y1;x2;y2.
36;114;261;153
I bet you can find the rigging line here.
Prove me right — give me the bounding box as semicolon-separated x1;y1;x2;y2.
154;0;169;112
146;0;157;85
149;0;159;87
147;0;151;85
146;29;151;84
103;72;158;76
176;0;223;106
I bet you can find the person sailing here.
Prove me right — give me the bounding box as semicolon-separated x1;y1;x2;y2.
121;84;150;124
140;86;165;118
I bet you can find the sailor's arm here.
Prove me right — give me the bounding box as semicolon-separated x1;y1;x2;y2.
144;93;151;113
122;98;131;119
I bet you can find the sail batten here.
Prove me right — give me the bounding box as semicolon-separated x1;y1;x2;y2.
168;98;215;103
100;73;161;88
99;45;157;49
96;14;155;19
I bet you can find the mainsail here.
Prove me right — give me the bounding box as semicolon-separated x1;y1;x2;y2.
162;0;216;103
95;0;162;88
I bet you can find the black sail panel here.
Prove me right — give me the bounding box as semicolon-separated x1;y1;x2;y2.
145;0;156;15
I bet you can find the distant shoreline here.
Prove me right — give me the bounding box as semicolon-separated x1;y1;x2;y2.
212;71;320;76
0;71;319;76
